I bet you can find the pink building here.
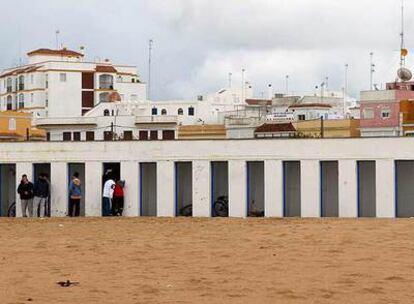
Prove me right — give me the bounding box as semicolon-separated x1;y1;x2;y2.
360;82;414;137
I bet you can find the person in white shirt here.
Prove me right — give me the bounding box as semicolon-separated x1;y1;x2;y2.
102;177;115;216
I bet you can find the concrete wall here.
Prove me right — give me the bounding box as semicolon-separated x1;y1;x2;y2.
1;137;414;218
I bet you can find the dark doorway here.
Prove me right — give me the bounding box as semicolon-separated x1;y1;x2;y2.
357;161;376;217
320;161;339;217
247;161;265;217
211;162;229;217
283;161;301;217
395;161;414;218
140;163;157;216
175;162;192;216
0;164;16;217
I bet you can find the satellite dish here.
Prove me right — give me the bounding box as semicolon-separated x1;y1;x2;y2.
398;67;412;82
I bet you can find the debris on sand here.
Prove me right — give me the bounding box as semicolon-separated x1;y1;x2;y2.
57;280;79;287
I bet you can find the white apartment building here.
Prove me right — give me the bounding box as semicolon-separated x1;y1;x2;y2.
0;48;147;140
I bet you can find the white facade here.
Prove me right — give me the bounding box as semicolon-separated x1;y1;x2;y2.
0;48;146;119
1;137;414;218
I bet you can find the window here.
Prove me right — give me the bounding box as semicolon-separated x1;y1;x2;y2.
381;109;391;119
131;94;138;101
45;93;48;107
162;130;175;140
86;131;95;141
18;94;24;109
103;109;110;116
6;78;12;92
73;132;81;141
99;74;114;89
123;130;133;141
103;131;113;141
18;75;25;91
30;93;34;104
60;73;67;82
363;108;374;119
8;118;16;131
46;132;50;141
82;72;94;89
99;92;110;103
6;95;12;110
188;106;195;116
30;74;34;84
139;131;148;140
150;130;158;140
45;74;48;88
298;114;306;121
178;108;183;115
161;109;167;115
63;132;72;141
151;107;158;115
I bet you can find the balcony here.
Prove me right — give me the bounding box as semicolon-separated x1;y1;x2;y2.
135;115;178;125
35;117;98;128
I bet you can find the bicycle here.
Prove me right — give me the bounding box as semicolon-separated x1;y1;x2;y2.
213;196;228;217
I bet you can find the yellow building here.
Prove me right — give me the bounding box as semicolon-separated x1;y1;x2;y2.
0;111;46;141
177;124;226;139
293;119;360;138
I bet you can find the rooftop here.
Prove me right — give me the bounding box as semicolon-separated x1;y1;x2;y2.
27;48;84;58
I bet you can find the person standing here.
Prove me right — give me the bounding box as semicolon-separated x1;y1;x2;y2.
102;176;115;217
17;174;34;217
68;172;82;217
33;174;49;218
112;180;124;216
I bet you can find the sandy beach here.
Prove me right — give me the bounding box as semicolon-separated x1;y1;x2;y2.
0;218;413;304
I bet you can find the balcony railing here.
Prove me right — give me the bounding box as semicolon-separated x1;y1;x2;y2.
35;117;98;127
135;115;178;124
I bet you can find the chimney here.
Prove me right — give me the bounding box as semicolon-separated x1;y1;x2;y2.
267;84;273;100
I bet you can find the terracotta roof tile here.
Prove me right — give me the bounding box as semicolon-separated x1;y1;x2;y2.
246;99;272;106
27;48;84;58
255;123;296;133
95;65;118;73
288;103;332;109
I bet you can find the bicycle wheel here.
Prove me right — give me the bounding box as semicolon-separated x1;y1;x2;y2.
179;204;192;217
7;202;16;217
213;200;228;217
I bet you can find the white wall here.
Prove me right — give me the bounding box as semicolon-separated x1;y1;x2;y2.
1;137;414;218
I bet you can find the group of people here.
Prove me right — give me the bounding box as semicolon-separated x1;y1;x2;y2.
17;171;125;217
102;173;125;217
17;173;50;217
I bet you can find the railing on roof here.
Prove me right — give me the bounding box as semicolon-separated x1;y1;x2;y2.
135;115;178;124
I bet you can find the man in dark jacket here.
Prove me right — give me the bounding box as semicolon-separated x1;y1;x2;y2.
17;174;34;217
33;174;50;218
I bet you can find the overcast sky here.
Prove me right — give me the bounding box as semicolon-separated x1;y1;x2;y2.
0;0;412;100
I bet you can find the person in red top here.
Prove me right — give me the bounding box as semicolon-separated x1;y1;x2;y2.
112;180;124;216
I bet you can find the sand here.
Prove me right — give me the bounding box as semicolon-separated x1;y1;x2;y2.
0;218;413;304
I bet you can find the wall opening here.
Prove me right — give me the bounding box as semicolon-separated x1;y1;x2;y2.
0;164;16;217
211;161;229;217
102;163;121;216
140;163;157;216
357;161;376;217
68;163;86;217
283;161;301;217
175;162;193;216
320;161;339;217
395;160;414;218
33;163;51;217
247;161;265;217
